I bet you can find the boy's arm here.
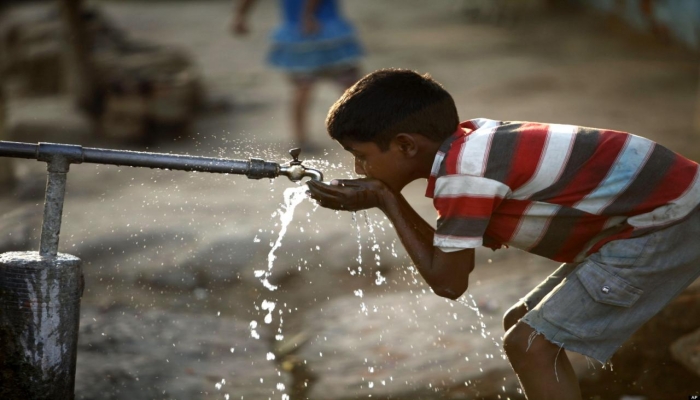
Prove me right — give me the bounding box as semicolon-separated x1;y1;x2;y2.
381;187;475;300
307;179;475;300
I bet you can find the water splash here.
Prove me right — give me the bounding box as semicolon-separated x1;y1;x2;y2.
456;293;504;358
262;300;276;324
254;186;308;291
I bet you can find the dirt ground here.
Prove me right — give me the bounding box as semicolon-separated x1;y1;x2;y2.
2;0;700;398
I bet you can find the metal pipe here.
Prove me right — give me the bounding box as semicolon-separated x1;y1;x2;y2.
35;143;81;258
81;147;279;178
39;170;67;257
0;141;37;159
0;141;323;181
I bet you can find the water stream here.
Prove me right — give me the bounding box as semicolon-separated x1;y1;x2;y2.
254;185;309;292
245;186;508;398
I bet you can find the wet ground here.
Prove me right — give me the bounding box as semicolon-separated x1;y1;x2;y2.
2;0;700;399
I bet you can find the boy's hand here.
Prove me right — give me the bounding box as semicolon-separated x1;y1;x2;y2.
306;179;388;211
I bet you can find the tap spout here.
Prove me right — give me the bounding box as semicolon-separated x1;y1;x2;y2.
278;164;323;182
303;168;324;182
277;148;323;182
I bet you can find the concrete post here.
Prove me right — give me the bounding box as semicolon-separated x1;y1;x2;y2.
0;252;83;400
0;145;83;399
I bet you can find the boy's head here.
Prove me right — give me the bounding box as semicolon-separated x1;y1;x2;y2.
326;69;459;151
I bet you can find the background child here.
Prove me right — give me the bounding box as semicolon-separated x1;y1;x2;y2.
232;0;363;152
306;68;700;399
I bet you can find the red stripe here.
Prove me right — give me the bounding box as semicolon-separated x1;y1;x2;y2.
549;130;627;207
552;215;610;261
461;120;479;131
425;179;435;198
444;135;467;175
632;156;698;214
487;200;532;243
506;123;548;189
585;226;634;256
434;196;502;219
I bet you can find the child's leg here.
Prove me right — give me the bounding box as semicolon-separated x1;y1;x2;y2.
503;321;582;400
333;66;361;93
503;302;527;331
503;262;579;332
291;80;314;147
501;262;581;399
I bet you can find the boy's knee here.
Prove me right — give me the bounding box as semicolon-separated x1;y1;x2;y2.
503;322;560;368
503;321;531;359
503;302;528;332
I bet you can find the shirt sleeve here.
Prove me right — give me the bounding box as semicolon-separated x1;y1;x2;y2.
432;174;511;251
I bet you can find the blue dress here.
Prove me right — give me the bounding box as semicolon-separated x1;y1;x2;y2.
267;0;363;73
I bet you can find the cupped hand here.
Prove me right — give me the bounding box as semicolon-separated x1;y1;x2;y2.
306;178;388;211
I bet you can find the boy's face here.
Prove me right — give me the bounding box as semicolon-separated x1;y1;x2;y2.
339;138;413;191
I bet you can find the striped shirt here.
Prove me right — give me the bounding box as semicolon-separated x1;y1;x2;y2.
425;119;700;262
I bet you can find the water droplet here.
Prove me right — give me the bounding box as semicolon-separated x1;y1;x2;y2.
374;271;386;286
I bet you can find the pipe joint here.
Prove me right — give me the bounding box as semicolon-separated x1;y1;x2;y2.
246;158;280;179
38;143;84;173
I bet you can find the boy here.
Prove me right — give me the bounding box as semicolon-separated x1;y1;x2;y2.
306;68;700;399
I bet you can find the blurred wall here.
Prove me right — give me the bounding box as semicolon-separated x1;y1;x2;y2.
569;0;700;50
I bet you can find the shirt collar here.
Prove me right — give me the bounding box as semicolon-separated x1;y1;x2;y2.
425;122;473;198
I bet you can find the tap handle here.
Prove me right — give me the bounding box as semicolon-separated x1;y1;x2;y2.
289;148;302;164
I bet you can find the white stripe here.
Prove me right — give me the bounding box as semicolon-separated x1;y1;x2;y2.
574;135;655;215
602;216;627;230
469;118;501;129
434;234;482;250
511;124;577;199
507;202;560;250
434;175;511;198
629;167;700;228
430;151;445;176
457;128;495;176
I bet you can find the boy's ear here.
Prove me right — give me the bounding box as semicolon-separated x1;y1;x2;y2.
393;133;419;157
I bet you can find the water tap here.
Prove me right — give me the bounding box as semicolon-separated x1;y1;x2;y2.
278;148;323;182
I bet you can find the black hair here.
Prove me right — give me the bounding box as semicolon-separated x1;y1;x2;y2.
326;68;459;151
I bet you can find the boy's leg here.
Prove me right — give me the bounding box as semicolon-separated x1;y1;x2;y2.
507;210;700;398
503;262;579;332
504;321;582;400
503;302;527;331
502;262;583;398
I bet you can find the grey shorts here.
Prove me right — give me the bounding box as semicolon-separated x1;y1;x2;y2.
520;209;700;364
